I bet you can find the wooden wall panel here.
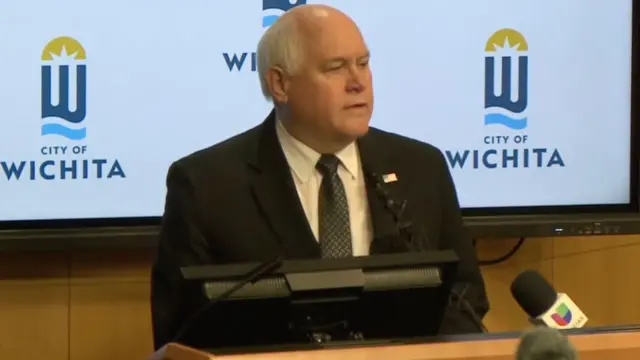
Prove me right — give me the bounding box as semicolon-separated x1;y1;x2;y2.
0;253;70;360
69;250;152;283
68;250;153;360
554;236;640;327
0;235;639;359
69;282;152;360
475;237;554;332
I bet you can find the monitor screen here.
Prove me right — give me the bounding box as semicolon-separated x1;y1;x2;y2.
0;0;635;225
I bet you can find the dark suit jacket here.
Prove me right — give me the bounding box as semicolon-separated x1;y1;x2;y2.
151;110;489;350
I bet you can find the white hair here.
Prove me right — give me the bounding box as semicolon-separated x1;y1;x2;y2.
256;15;305;101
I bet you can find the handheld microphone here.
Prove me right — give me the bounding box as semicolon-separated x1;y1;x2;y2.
515;327;578;360
171;255;284;344
511;270;588;329
368;172;423;252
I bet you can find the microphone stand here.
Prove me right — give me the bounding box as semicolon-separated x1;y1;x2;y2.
450;284;488;333
370;173;424;252
370;172;485;333
289;306;365;343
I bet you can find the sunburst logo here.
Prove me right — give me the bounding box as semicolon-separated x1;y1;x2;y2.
484;29;528;130
41;36;87;140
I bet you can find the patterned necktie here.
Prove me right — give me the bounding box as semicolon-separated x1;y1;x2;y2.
316;154;353;258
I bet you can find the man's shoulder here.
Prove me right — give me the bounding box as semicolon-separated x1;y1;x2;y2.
171;124;261;173
367;127;445;163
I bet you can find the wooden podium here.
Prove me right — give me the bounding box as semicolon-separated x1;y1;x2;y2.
148;329;640;360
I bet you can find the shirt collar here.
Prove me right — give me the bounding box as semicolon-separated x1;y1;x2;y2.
275;118;359;183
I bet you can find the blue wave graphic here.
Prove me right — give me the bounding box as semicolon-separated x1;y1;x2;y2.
41;123;87;140
484;113;528;130
262;15;279;27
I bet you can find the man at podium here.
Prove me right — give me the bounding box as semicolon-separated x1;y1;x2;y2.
151;3;489;351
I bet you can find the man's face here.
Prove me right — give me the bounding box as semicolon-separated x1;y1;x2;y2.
286;16;373;149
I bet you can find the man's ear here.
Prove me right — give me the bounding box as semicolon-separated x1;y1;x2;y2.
265;66;290;103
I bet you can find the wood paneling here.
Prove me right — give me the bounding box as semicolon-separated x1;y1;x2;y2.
69;250;152;283
475;237;555;332
0;252;69;360
0;235;639;359
553;236;640;327
68;250;153;360
69;282;152;360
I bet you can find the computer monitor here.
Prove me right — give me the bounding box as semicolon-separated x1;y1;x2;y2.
177;251;458;352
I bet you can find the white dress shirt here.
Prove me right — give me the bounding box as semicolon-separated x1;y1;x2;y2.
275;119;373;256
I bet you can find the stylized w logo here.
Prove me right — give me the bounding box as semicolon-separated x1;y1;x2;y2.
41;64;87;140
484;56;528;113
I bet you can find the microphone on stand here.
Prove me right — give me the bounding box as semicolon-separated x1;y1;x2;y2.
367;169;486;334
367;171;424;253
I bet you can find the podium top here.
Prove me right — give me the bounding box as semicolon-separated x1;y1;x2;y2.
149;326;640;360
207;324;640;355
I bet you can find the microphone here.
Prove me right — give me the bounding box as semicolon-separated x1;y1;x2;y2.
170;255;284;344
511;270;588;329
367;172;423;252
449;283;488;333
515;327;578;360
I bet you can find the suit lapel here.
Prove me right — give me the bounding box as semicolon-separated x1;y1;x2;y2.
248;110;320;259
247;113;410;257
